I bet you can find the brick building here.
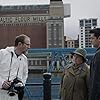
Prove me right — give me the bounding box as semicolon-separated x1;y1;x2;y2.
0;5;48;48
0;0;70;49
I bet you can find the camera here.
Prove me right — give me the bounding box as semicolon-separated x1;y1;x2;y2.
8;77;24;96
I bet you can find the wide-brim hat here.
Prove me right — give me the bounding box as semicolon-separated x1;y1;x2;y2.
71;48;87;62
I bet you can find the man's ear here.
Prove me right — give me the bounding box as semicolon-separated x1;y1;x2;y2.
18;42;22;46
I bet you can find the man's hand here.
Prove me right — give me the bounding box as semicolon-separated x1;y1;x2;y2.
2;81;11;90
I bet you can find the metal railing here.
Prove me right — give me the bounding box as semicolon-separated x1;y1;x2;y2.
24;73;60;100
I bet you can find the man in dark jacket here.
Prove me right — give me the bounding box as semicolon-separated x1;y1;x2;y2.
89;28;100;100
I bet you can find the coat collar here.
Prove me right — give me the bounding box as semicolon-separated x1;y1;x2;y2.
67;63;87;76
68;67;75;76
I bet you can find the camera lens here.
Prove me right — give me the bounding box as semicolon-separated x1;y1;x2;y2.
9;92;16;96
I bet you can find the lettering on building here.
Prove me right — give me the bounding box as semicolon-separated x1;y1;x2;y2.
0;15;48;24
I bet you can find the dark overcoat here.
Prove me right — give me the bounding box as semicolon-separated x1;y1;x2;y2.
90;48;100;100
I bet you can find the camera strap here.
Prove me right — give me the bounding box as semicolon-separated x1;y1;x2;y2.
8;52;20;81
16;67;19;78
8;52;13;81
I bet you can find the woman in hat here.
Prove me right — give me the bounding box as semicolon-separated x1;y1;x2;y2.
60;48;90;100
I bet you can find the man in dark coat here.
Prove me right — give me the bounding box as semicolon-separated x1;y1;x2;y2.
89;28;100;100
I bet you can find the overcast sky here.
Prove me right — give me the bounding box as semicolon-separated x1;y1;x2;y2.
0;0;100;39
